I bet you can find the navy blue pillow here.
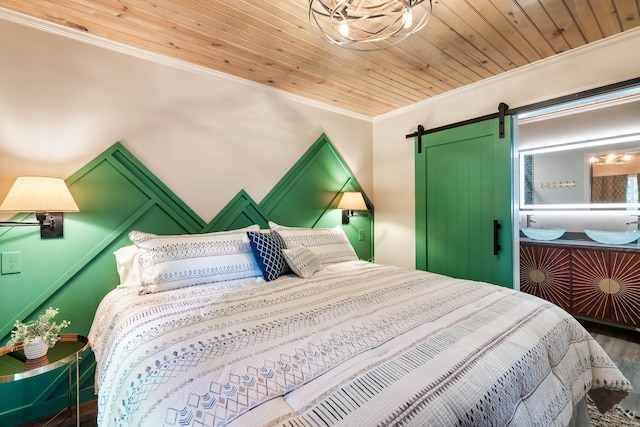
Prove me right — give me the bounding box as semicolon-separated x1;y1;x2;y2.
247;231;291;281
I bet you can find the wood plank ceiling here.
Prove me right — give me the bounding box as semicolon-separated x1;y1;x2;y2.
0;0;638;117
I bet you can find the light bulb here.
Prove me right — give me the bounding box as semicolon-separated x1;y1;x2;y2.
339;19;349;37
403;8;413;29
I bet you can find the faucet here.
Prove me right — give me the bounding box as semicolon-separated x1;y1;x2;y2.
526;214;536;228
627;214;640;230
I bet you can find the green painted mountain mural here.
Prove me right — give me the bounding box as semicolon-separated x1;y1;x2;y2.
0;133;373;425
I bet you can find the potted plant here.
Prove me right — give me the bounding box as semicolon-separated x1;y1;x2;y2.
7;307;70;359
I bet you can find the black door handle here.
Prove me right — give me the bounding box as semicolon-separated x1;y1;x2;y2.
493;219;502;256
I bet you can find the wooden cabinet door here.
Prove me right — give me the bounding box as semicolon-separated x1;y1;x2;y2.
572;248;640;327
519;243;571;312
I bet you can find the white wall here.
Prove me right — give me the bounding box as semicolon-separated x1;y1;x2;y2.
0;13;373;223
3;9;640;270
373;28;640;269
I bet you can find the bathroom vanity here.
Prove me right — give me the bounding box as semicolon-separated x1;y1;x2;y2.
520;238;640;329
517;102;640;329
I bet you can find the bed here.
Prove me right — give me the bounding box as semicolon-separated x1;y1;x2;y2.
89;223;632;426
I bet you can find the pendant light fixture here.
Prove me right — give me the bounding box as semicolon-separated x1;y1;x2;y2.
309;0;433;51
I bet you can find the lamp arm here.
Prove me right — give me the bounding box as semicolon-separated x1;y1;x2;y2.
0;212;52;227
0;212;59;237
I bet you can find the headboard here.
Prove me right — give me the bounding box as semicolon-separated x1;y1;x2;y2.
0;133;373;424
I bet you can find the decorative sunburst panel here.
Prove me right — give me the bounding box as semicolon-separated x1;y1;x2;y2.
571;248;610;321
519;244;571;312
609;251;640;326
572;248;640;327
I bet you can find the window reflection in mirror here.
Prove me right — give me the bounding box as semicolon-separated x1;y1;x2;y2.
520;134;640;209
591;152;640;204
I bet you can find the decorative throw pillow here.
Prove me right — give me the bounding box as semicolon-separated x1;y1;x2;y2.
128;225;262;294
246;231;291;281
269;221;358;265
113;245;141;288
282;246;322;279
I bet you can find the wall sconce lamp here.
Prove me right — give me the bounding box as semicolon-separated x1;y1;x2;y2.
0;177;79;238
338;192;369;224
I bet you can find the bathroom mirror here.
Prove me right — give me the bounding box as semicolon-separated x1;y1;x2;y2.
520;133;640;209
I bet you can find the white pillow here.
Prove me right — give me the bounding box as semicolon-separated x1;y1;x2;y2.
129;225;261;294
269;221;358;265
282;246;322;278
113;245;141;288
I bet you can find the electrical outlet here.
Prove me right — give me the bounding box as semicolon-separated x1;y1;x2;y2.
358;229;365;241
1;251;21;274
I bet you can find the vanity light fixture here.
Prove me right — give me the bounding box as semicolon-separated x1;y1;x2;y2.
0;177;79;238
338;191;369;224
589;153;633;165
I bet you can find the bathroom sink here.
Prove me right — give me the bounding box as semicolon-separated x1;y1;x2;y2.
585;229;640;245
521;228;565;241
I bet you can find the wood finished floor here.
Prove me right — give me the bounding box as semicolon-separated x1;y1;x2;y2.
15;400;97;427
582;320;640;414
15;321;640;427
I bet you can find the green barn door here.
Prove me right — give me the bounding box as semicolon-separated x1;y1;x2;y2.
415;117;513;288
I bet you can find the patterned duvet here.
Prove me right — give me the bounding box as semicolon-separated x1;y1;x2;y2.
89;261;631;426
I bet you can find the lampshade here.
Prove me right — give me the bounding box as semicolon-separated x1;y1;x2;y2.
309;0;433;51
338;192;368;210
0;177;79;213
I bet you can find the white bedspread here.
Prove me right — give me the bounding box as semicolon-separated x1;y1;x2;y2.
89;261;631;426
